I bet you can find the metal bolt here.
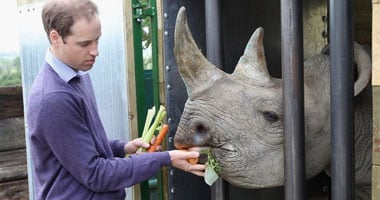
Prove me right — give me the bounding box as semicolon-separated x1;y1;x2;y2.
165;65;171;71
322;30;328;38
321;15;327;22
168;137;173;143
168;118;173;124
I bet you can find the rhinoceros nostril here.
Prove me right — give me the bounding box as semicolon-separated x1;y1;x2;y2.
195;125;207;135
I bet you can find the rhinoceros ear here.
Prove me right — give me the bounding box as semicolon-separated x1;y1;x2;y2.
232;27;274;87
174;7;225;96
353;42;371;96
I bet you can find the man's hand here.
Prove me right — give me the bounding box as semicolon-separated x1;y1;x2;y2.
124;138;149;154
168;150;205;176
124;136;163;154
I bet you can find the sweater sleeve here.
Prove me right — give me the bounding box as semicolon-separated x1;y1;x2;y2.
109;139;126;158
37;92;171;192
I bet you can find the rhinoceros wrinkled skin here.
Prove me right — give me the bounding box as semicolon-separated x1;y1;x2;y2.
173;7;372;199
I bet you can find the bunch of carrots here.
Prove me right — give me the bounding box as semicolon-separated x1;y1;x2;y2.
147;124;168;152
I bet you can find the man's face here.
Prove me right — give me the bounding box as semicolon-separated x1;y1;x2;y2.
51;15;102;71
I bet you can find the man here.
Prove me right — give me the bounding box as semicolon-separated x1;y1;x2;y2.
27;0;204;199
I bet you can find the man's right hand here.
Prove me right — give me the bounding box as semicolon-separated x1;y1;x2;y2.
168;150;205;176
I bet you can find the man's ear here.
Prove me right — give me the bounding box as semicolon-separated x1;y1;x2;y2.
49;30;62;45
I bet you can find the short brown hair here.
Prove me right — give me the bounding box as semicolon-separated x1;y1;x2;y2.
41;0;98;43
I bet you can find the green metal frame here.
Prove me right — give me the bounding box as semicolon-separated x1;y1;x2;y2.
131;0;162;199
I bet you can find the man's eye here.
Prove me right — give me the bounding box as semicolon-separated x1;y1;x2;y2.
78;42;90;47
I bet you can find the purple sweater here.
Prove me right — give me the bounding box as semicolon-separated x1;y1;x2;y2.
27;63;171;200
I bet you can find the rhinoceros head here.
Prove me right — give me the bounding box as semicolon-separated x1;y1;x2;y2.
173;7;371;189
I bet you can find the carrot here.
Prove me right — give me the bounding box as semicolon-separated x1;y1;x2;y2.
180;149;199;164
187;157;198;165
147;124;169;152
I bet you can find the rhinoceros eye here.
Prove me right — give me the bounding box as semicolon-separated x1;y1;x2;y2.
262;111;279;123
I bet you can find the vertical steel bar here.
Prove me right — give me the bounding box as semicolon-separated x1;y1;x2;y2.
280;0;305;199
205;0;223;68
205;1;228;200
329;0;355;199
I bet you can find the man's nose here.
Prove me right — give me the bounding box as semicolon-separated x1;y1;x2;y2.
89;43;99;56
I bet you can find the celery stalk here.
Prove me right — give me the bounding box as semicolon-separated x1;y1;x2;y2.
125;106;157;157
141;106;156;139
138;105;167;152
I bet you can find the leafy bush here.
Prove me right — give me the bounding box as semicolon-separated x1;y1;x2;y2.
0;56;21;87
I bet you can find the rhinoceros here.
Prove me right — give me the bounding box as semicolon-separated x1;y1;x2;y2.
173;7;372;199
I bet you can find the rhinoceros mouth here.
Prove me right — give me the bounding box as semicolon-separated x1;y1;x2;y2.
216;143;236;152
183;143;237;166
185;143;236;155
212;143;246;166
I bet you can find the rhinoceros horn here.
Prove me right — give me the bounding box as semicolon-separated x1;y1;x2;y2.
174;7;225;96
232;27;274;87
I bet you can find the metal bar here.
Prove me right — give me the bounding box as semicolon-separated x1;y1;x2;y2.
329;0;355;199
205;0;223;68
205;1;228;199
280;0;305;199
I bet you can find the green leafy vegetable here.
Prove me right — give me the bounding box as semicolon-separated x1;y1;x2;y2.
204;149;221;186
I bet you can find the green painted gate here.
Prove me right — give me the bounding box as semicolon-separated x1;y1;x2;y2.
131;0;163;199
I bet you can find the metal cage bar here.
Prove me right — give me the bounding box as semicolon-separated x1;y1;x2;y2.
280;0;306;200
205;1;229;200
329;0;355;199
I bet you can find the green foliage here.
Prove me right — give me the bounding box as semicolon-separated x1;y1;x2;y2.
141;17;152;70
0;56;21;86
141;17;152;49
